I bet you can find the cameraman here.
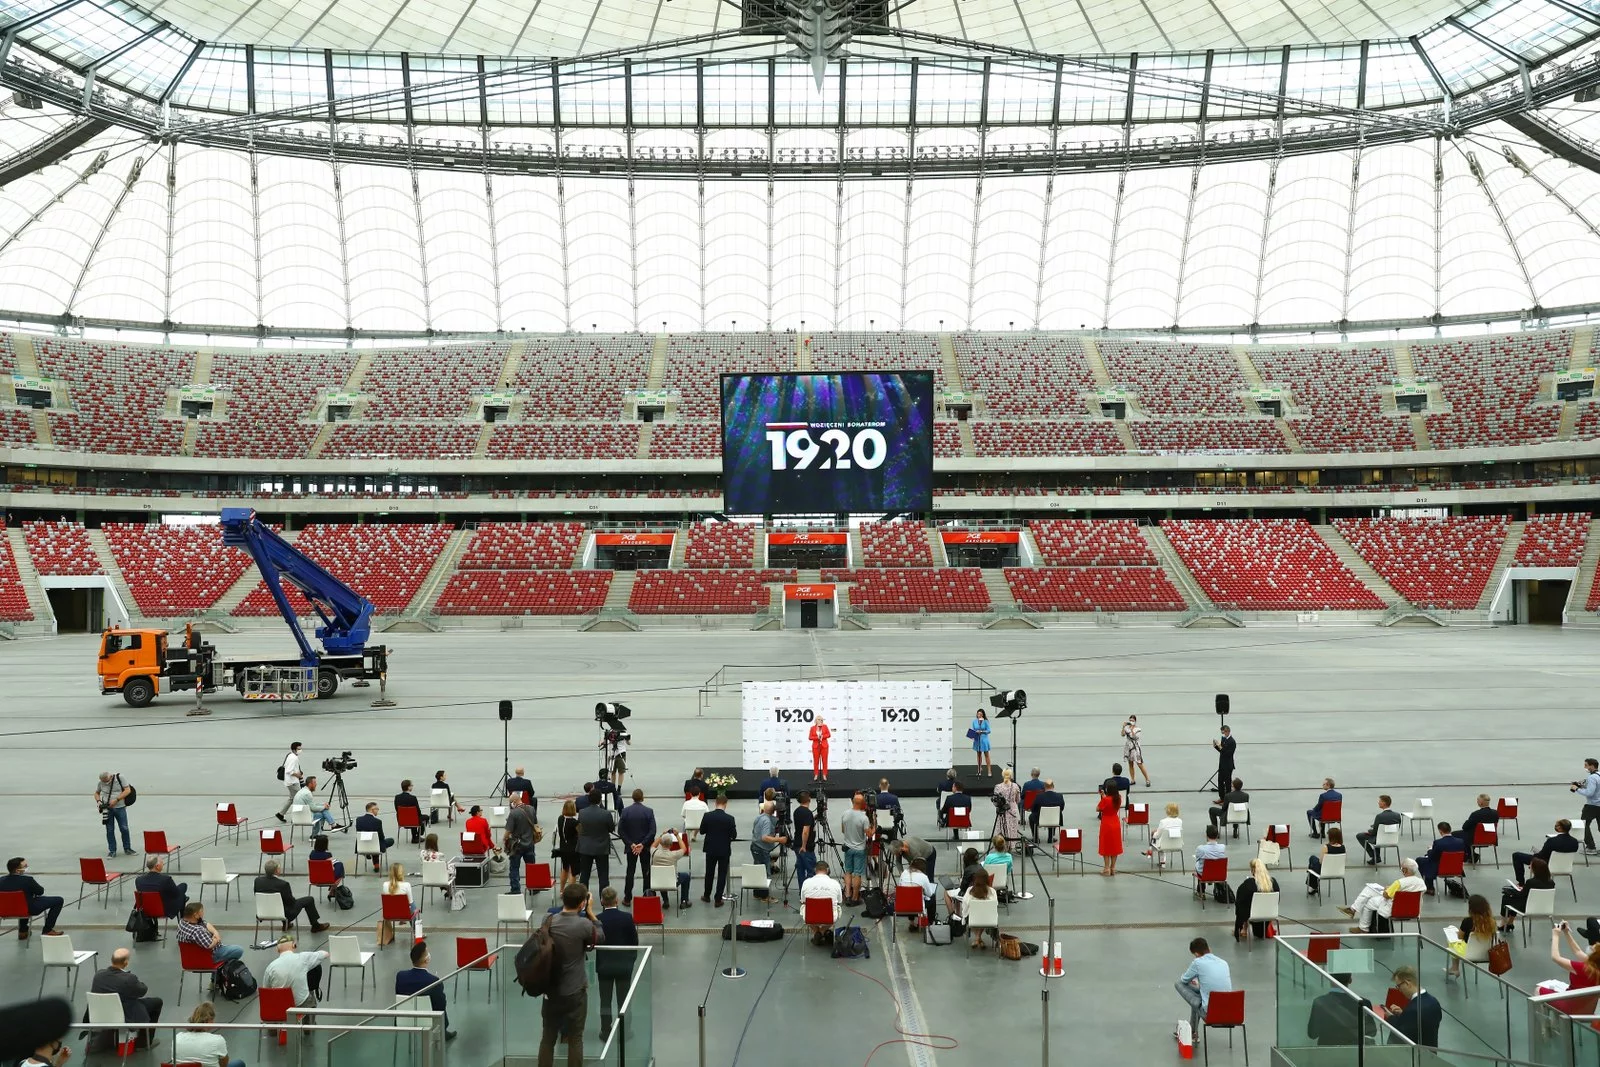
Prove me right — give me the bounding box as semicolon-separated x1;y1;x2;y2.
1574;758;1600;853
600;732;630;793
751;801;786;896
792;792;817;884
93;771;135;859
294;775;343;834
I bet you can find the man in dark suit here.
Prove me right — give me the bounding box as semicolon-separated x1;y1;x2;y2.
1029;780;1065;843
617;789;657;905
1209;779;1251;838
940;782;972;829
89;948;162;1049
355;802;395;872
1513;818;1580;884
684;770;709;801
595;887;638;1042
505;767;534;805
593;772;622;814
0;856;64;937
875;778;901;812
1212;727;1236;803
1454;794;1498;861
1382;967;1440;1047
394;781;422;844
576;788;616;891
1305;974;1376;1046
394;940;456;1041
134;858;187;917
699;794;738;906
1416;822;1467;893
254;861;330;933
1356;795;1404;865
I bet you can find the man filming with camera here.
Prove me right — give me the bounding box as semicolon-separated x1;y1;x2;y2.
294;775;344;834
751;800;787;897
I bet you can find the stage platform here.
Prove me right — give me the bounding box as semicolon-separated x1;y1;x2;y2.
701;764;996;800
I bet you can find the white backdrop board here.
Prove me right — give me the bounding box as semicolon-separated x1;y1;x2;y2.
741;680;954;769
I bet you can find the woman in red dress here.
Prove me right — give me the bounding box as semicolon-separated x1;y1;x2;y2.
809;717;832;782
1096;779;1124;876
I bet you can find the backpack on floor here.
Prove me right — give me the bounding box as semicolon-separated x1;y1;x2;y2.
860;888;888;919
832;923;870;960
1443;877;1468;901
1212;882;1235;905
215;959;256;1001
124;909;159;943
331;884;355;911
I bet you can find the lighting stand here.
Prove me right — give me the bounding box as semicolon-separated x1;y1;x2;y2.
483;715;511;800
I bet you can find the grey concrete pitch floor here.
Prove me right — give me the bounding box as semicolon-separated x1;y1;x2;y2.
1;624;1597;1066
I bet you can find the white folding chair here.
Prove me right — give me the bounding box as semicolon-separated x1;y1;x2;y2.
327;934;376;999
1225;802;1251;840
982;862;1011;910
429;789;454;825
253;891;295;942
963;894;1001;956
651;864;685;910
497;892;534;941
199;857;238;909
288;804;316;843
421;859;452;904
1245;891;1280;951
736;864;771;911
875;809;896;832
86;992;132;1059
1404;798;1435;841
1309;851;1348;904
1154;828;1186;871
1373;824;1402;867
355;831;386;873
1037;806;1062;845
1547;849;1578;901
1507;887;1557;947
39;933;95;998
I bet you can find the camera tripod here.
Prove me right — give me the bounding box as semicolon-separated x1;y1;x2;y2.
323;771;352;828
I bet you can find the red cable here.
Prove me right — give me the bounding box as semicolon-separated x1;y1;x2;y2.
842;961;960;1066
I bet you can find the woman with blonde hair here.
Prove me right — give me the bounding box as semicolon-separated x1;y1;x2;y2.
385;861;417;918
1233;857;1279;940
1145;802;1182;868
992;767;1022;842
174;1002;244;1067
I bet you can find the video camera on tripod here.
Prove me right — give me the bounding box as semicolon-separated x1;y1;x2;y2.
322;751;357;774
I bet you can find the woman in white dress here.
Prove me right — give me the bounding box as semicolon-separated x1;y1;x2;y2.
1121;715;1151;786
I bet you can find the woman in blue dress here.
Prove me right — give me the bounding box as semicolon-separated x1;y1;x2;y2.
970;708;993;778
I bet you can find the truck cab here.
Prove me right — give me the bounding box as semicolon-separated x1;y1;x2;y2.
99;625;214;707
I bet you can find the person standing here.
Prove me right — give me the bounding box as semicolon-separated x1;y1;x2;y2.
1096;780;1124;877
617;789;657;905
504;793;541;896
89;949;162;1050
791;792;817;885
536;884;604;1067
94;771;135;859
576;788;616;892
0;857;64;938
595;887;638;1042
1571;758;1600;854
839;793;870;906
992;768;1022;844
1122;716;1151;786
969;709;992;777
276;743;304;822
699;794;737;906
1212;726;1236;804
809;717;832;782
554;799;580;893
1175;937;1231;1039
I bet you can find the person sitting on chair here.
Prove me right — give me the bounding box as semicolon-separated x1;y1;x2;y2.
394;781;422;844
801;860;843;943
1512;819;1579;884
0;856;64;938
1453;795;1497;861
428;771;466;825
254;861;330;933
1343;857;1425;933
394;940;455;1041
1500;856;1556;932
1208;778;1250;838
1030;780;1065;843
308;834;345;887
939;782;972;830
1193;824;1227;881
135;858;188;918
1356;796;1404;865
1415;822;1465;895
1376;966;1440;1047
1144;803;1183;869
176;901;244;965
89;948;162;1050
897;859;938;929
292;776;342;834
354;803;395;874
1306;777;1342;839
650;829;692;910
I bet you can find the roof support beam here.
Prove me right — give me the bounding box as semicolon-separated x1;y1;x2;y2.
157;39;206;105
82;20;169;75
1357;40;1369;110
1542;0;1600;26
1446;16;1531;103
1409;35;1454;123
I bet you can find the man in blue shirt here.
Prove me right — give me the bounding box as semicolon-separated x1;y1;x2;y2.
1176;937;1232;1036
617;789;657;905
1307;778;1342;839
1021;768;1046;798
394;940;456;1041
1193;824;1227;881
758;768;787;800
1571;758;1600;853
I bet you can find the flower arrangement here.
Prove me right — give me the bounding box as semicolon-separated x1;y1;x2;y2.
705;773;739;792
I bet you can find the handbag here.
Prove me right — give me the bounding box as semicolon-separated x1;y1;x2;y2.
1257;840;1281;866
1488;941;1513;975
923;922;952;946
999;934;1023;961
376;919;395;946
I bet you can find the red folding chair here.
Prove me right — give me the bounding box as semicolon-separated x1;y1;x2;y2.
1022;789;1040;814
1125;803;1149;841
379;893;416;946
1195;858;1228;909
1435;849;1466;895
0;890;49;939
143;830;182;873
308;858;338;900
802;896;837;930
177;941;215;1004
258;828;294;873
1056;828;1084;873
1266;824;1292;871
1471;823;1499;867
894;885;926;927
453;936;497;1002
78;857;125;906
1387;890;1423;935
946;809;973;842
1496;798;1520;841
136;890;169;940
257;987;295;1054
214;804;248;845
1320;800;1343;831
1202;989;1248;1066
460;832;488;857
524;862;554;895
1307;935;1341;965
632;895;666;945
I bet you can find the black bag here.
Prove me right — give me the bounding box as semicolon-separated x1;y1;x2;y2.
832;923;870;959
923;922;952;946
331;884;355;910
276;763;286;782
514;920;558;997
215;958;257;1001
125;909;159;942
1443;877;1468;900
720;922;784;942
1212;882;1235;905
861;888;888;919
122;782;137;807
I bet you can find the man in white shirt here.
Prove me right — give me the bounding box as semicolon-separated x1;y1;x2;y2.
896;858;937;927
276;742;304;822
291;776;343;833
681;794;708;843
1344;857;1426;933
262;935;328;1016
801;860;843;941
172;1002;240;1067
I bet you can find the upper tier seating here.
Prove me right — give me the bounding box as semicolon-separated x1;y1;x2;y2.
0;521;33;621
23;520;101;575
1130;420;1286;453
1030;519;1155;566
808;334;944;382
515;336;652;419
102;523;253;616
684;523;756;568
1162;519;1385;610
663;335;793;418
1250;346;1415;452
0;408;36;447
197;350;355;459
953;335;1097;417
322;423;480;460
1004;567;1186;611
488;423;640;460
859;522;933;567
360;345;507;419
435;570;611;615
1332;516;1510;610
458;523;586;569
38;339;191;455
650;422;719;459
934;422;962;457
972;421;1124;457
1411;334;1568;448
1515;513;1592;567
1102;341;1247;415
1574;403;1600;441
628;569;794;614
233;524;452;616
821;568;990;613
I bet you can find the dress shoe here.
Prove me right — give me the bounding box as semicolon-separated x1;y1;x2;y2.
311;922;331;933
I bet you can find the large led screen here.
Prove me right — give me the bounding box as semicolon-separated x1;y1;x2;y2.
720;371;935;515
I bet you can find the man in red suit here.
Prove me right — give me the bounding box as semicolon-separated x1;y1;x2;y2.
809;718;832;782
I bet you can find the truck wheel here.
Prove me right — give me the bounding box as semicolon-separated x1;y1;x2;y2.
122;677;155;708
316;670;340;699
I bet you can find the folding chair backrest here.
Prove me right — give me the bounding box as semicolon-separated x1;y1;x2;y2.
964;894;999;930
86;992;126;1025
1497;798;1518;818
1390;890;1422;919
80;857;109;883
200;857;227;882
144;830;170;853
982;862;1009;889
1307;935;1341;964
328;935;361;965
0;891;28;918
42;933;76;965
356;832;380;855
633;896;665;925
258;987;294;1023
456;936;489;969
1157;830;1185;854
1200;858;1228;883
1376;824;1399;846
949;811;972;829
802;896;835;926
260;829;286;853
422;860;450;886
1227;803;1249;824
1320;852;1347;877
497;895;527;922
1248;891;1280;922
1322;800;1343;823
1474;823;1498;845
396;807;421;829
1057;828;1081;854
1437;850;1465;877
894;885;925;914
289;806;313;826
1269;825;1290;847
875;809;895;829
308;859;336;886
217;804;239;826
254;892;286;920
1038;806;1062;829
1205;990;1245;1026
380;893;412;921
430;790;450;810
1547;850;1576;876
1525;887;1557;916
179;941;214;970
737;864;768;887
137;891;165;919
683;807;704;832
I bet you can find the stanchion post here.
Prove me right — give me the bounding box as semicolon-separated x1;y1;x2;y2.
1014;837;1033;900
721;892;746;979
698;1004;706;1067
1041;985;1050;1067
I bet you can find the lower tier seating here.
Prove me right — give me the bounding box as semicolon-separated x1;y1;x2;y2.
629;569;794;614
435;570;612;615
1004;567;1187;611
102;523;254;615
1030;519;1154;566
821;568;990;613
1161;519;1384;610
23;520;101;575
1514;513;1591;567
0;522;33;621
1332;517;1509;610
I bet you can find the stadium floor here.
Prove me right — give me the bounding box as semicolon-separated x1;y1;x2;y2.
1;623;1596;1064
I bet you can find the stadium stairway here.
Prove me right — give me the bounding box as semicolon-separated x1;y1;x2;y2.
1081;338;1114;388
1569;520;1600;621
1140;526;1209;609
646;335;668;388
849;527;865;568
1278;418;1304;451
1232;346;1266;387
668;532;687;568
752;527;767;568
602;571;636;612
4;525;54;626
1560;403;1580;441
938;335;964;390
927;528;948;566
1569;326;1593;371
956;421;977;456
29;409;52;446
1478;521;1528;612
1315;525;1403;607
407;528;475;616
85;530;140;621
980;568;1018;610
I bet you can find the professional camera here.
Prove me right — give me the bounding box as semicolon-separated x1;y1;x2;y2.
990;792;1009;813
322;751;357;774
602;729;630;746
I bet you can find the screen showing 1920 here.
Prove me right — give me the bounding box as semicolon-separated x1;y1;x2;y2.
720;371;935;515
